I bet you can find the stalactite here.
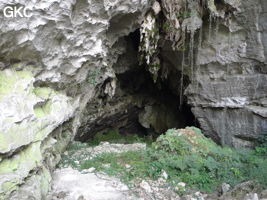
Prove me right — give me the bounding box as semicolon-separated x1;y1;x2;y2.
179;41;186;109
139;0;236;95
208;14;212;42
222;107;227;146
189;30;195;85
73;82;80;97
196;5;203;94
227;18;232;75
139;1;161;82
139;10;159;66
214;17;219;41
59;124;63;140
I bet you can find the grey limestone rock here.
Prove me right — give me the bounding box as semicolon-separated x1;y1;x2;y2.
0;0;151;199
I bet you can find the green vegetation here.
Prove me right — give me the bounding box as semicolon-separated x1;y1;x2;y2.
34;100;52;118
176;11;192;19
146;128;267;192
81;151;148;186
87;69;100;86
33;87;53;99
88;130;148;146
163;23;172;32
254;133;267;155
61;127;267;193
0;69;32;100
59;130;151;169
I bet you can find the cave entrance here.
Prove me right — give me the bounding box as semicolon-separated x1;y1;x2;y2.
75;29;199;143
116;63;199;136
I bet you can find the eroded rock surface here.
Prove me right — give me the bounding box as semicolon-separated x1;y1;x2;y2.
184;0;267;147
154;0;267;147
50;168;139;200
0;0;151;198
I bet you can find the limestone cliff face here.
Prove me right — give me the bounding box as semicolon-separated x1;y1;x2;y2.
185;0;267;147
146;0;267;148
0;0;151;199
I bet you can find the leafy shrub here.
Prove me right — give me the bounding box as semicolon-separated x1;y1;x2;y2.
146;127;267;192
254;133;267;156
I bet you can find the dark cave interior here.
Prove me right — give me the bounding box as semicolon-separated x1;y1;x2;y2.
75;29;199;142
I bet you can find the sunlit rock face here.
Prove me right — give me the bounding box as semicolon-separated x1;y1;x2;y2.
185;0;267;147
0;0;151;199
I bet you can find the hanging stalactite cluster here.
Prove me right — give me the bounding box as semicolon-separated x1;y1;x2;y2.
139;0;238;84
139;1;161;82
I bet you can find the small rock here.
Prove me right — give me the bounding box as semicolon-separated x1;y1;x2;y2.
221;183;231;195
0;62;5;70
125;164;131;169
140;180;152;193
261;190;267;198
244;193;259;200
100;141;110;145
182;195;196;200
102;163;111;168
77;195;86;200
157;177;166;183
161;170;168;180
194;191;205;200
87;167;95;173
152;1;161;15
175;182;186;192
55;191;67;199
117;184;129;191
178;182;186;187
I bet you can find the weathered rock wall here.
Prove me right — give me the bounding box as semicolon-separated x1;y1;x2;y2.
0;0;151;199
185;0;267;147
153;0;267;147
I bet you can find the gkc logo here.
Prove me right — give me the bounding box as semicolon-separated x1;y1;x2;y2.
3;6;32;18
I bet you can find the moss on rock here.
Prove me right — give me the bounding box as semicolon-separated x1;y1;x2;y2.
0;142;42;199
34;100;53;118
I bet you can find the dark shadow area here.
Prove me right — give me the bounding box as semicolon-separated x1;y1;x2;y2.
116;64;199;135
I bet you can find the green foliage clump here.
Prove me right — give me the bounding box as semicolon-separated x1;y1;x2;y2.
87;69;100;86
163;23;172;32
146;127;267;192
146;128;243;192
254;133;267;155
176;11;192;19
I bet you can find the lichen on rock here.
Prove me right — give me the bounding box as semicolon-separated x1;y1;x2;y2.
0;0;152;198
